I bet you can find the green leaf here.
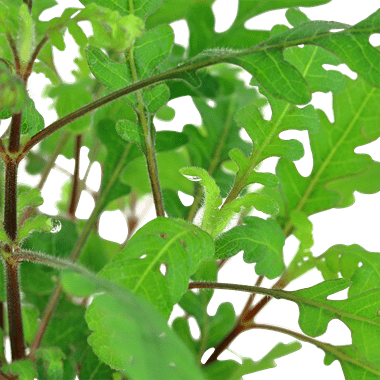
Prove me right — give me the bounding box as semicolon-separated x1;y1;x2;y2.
86;293;207;380
180;167;278;237
67;22;88;47
276;77;380;231
318;244;380;296
156;105;175;121
50;29;65;51
78;347;114;380
116;119;145;151
62;270;101;297
18;214;53;242
162;189;190;219
121;150;192;196
99;217;214;317
290;279;380;368
44;80;93;134
215;216;285;279
79;0;163;19
155;131;188;152
18;187;44;213
22;305;39;345
94;117;134;210
134;25;174;79
20;97;45;135
36;348;66;380
203;341;302;380
1;360;37;380
286;7;311;26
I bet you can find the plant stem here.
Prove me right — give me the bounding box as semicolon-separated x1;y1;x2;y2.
128;48;165;217
188;275;319;364
8;114;21;154
6;35;20;74
68;134;82;218
5;261;25;361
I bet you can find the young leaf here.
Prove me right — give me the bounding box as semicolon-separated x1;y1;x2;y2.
215;216;285;279
18;214;53;242
98;217;214;317
180;166;278;237
78;347;114;380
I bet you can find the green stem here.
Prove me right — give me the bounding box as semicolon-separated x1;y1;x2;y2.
68;134;82;218
128;48;165;217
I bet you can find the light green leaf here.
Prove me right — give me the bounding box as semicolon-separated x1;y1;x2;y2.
215;216;285;279
18;187;44;213
99;217;214;317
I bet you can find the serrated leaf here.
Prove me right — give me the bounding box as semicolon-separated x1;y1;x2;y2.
99;217;214;317
78;347;114;380
62;270;101;297
18;187;44;213
215;216;285;279
18;214;53;242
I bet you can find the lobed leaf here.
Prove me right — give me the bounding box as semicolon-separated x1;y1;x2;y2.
215;216;285;279
1;360;37;380
99;217;214;317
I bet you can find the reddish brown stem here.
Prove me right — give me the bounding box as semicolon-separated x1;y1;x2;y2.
68;135;82;218
8;114;21;154
5;262;25;361
23;36;48;82
4;161;18;242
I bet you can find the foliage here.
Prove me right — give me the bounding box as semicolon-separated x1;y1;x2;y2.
0;1;379;379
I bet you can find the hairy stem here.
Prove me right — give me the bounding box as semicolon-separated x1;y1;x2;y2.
5;261;25;361
68;134;82;218
128;48;165;217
